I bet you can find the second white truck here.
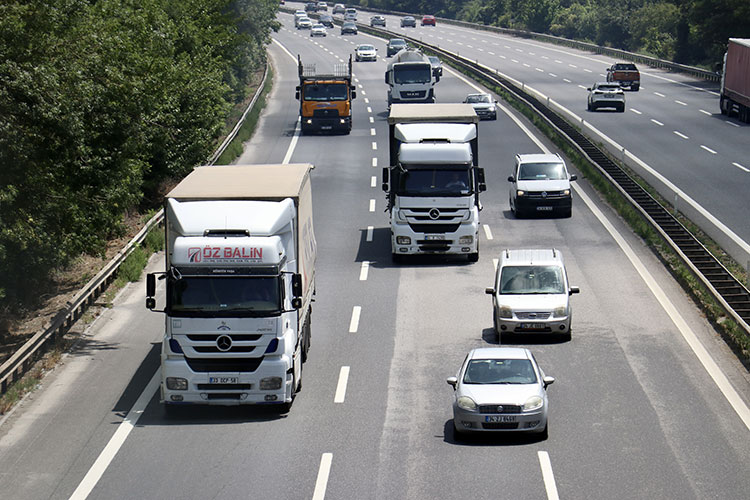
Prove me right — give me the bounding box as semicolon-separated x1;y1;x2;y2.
385;48;440;107
382;104;486;262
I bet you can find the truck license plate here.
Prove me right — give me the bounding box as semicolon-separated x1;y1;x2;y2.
209;377;238;384
425;235;445;240
485;415;516;423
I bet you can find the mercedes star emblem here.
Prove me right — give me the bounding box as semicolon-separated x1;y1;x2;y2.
216;335;232;352
429;208;441;220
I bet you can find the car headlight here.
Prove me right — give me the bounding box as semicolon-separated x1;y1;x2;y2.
457;396;477;411
498;305;513;319
516;190;525;197
563;189;570;196
523;396;543;411
552;306;567;318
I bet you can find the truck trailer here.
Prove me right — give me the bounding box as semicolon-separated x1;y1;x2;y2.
382;104;486;262
720;38;750;123
385;48;440;107
146;164;316;412
297;55;356;134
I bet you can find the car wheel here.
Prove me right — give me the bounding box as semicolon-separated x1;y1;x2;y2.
452;420;465;441
493;309;501;341
468;240;478;263
587;102;592;111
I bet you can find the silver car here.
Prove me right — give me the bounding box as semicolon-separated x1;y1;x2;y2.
464;93;497;120
447;347;554;438
485;248;579;340
310;23;327;37
355;44;377;62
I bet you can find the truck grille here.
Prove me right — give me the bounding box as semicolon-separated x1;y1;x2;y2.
186;334;261;341
184;357;264;373
193;345;256;353
313;108;342;118
409;223;461;233
399;90;426;99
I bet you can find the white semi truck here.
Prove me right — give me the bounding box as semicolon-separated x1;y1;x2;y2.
146;164;316;412
382;104;485;262
385;48;440;107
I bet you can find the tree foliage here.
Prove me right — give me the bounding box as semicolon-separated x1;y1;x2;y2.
0;0;278;309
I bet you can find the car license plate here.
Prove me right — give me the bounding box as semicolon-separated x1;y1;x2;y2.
209;377;238;384
485;415;517;423
536;206;553;211
425;235;445;240
520;323;545;329
321;126;332;130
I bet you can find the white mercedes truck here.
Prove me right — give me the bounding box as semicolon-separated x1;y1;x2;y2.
146;164;316;412
385;48;440;107
382;104;485;262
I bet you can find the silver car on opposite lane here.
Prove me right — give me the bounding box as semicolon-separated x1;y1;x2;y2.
447;347;554;438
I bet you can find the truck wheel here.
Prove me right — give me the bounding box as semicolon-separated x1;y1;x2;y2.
493;309;500;342
468;240;479;263
632;84;639;91
301;309;311;362
392;252;403;264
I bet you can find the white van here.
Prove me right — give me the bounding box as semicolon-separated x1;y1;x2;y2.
344;8;357;21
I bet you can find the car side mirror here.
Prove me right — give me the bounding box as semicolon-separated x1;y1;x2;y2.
569;286;580;295
507;176;515;182
570;174;577;181
485;287;495;295
586;87;592;91
446;376;458;389
543;376;555;388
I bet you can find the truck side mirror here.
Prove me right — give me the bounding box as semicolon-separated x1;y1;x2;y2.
291;273;303;297
477;168;486;192
382;167;389;191
295;86;300;100
351;86;356;99
146;273;156;297
291;298;302;309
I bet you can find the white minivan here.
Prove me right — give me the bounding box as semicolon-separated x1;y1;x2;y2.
344;8;357;20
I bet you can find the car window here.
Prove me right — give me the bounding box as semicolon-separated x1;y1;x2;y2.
463;359;537;384
517;162;567;181
467;95;489;103
499;265;564;294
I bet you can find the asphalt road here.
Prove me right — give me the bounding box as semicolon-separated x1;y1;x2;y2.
0;10;749;500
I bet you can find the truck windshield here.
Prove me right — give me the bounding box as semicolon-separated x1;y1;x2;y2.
499;266;564;294
304;83;348;101
393;64;432;84
397;168;472;196
169;276;281;317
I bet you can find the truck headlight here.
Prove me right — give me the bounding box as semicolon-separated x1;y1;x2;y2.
457;396;477;411
523;396;543;411
166;377;188;391
552;306;567;318
498;306;513;319
260;377;283;390
396;236;411;245
563;189;571;196
459;236;473;244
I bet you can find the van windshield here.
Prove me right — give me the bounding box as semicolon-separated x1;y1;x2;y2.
499;266;564;294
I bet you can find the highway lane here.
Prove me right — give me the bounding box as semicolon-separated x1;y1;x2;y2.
334;5;750;261
0;10;749;500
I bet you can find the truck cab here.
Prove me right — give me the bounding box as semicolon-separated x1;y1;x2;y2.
296;55;356;134
385;48;439;107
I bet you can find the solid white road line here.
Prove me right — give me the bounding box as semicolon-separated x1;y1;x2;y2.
369;199;376;212
349;306;361;333
282;118;302;165
366;226;374;242
359;261;370;281
312;453;333;500
334;367;350;403
538;451;560;500
69;372;160;500
483;224;493;240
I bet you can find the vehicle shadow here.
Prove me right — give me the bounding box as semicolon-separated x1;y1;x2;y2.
480;327;569;346
442;420;547;446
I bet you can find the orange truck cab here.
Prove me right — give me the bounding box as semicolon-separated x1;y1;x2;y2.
296;55;356;134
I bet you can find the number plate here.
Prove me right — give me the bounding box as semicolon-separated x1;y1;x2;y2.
209;377;238;384
520;323;545;330
321;126;332;130
536;206;553;211
425;234;445;240
485;415;517;423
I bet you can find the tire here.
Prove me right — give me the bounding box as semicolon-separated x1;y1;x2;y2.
587;102;592;111
632;84;639;91
301;309;312;362
392;252;403;264
493;309;501;342
468;240;478;263
453;420;464;441
562;206;572;218
618;105;625;113
720;96;728;115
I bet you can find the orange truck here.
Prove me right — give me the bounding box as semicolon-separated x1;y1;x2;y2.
296;55;356;134
606;62;640;91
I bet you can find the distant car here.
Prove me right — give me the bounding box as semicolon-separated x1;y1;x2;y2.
401;16;416;27
464;93;498;120
344;8;357;21
507;153;577;218
427;56;443;77
297;17;313;29
370;15;386;27
279;0;285;4
485;248;579;340
587;82;625;112
332;3;345;14
319;14;334;27
341;21;358;35
316;1;328;11
386;38;408;57
305;2;317;12
447;347;554;438
421;15;436;26
310;23;327;37
355;44;378;62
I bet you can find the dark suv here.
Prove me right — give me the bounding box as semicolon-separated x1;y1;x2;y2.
387;38;408;57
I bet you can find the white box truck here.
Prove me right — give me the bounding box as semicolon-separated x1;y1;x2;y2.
146;164;316;412
382;104;486;262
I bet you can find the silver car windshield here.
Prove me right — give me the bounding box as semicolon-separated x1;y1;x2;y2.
499;265;564;294
463;359;537;384
517;162;566;180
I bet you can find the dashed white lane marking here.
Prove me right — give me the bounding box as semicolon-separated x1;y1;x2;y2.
371;176;377;187
488;51;495;55
549;73;557;78
312;453;333;500
673;131;688;139
732;162;749;172
675;100;687;106
349;306;361;333
372;142;377;150
512;59;519;63
334;367;350;403
370;128;376;136
538;451;560;500
583;68;592;73
651;119;664;126
367;106;372;113
366;226;374;242
630;108;642;115
569;64;577;68
483;225;493;240
701;145;717;154
535;67;544;72
364;98;369;104
359;261;370;281
372;157;378;167
369;116;374;123
726;121;740;128
69;372;160;500
369;199;376;211
654;91;665;97
563;78;571;83
577;85;587;90
699;109;712;116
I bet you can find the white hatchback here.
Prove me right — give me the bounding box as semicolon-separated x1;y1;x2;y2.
587;82;625;112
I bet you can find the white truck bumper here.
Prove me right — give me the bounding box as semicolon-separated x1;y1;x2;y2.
391;221;478;255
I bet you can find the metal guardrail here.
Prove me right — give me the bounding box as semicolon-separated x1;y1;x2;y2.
0;62;269;396
362;25;750;339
